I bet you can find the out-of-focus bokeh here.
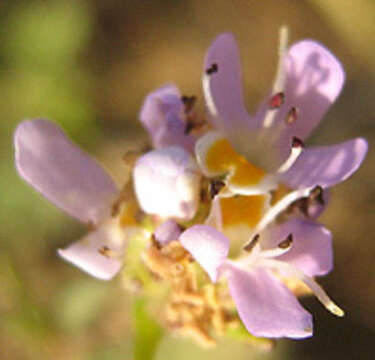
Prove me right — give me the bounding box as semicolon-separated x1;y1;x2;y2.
0;0;374;359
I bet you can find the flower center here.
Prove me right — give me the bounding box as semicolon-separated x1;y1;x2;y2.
220;195;267;229
205;137;266;187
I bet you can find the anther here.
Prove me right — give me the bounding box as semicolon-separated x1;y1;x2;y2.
277;136;304;173
209;179;225;199
184;121;195;134
269;92;285;109
292;136;304;149
151;233;162;250
244;234;260;252
278;233;293;249
181;95;197;114
285;107;298;124
309;185;324;205
98;245;113;258
206;63;218;75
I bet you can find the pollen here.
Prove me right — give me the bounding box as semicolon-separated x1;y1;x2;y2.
142;239;239;347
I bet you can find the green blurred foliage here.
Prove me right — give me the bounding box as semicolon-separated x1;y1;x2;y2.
132;298;163;360
0;0;374;359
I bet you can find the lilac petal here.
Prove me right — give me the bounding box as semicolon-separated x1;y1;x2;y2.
139;84;194;152
14;119;119;224
203;33;254;137
281;40;345;139
179;225;229;282
260;219;333;277
226;265;312;339
133;146;201;220
58;219;126;280
154;219;182;245
256;40;345;158
279;138;368;189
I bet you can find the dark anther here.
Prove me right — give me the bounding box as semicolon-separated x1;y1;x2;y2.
206;63;218;75
184;121;195;134
285;107;298;124
291;136;304;149
181;95;197;114
278;234;293;249
297;198;310;217
244;234;260;252
309;185;324;205
98;245;111;257
269;92;285;109
151;233;162;250
209;179;225;198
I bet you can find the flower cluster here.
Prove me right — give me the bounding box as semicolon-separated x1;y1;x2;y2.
14;29;367;346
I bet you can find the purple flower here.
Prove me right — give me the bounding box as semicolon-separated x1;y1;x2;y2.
179;219;342;339
12;29;369;345
196;32;367;212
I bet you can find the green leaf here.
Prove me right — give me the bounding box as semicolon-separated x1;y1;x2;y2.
132;298;163;360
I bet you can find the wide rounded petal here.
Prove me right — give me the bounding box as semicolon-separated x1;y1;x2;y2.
284;40;344;135
226;265;313;339
154;219;182;245
133;146;201;220
139;84;194;151
58;218;126;280
179;225;229;282
255;40;345;158
260;219;333;277
279;138;368;189
14;119;119;224
203;33;254;138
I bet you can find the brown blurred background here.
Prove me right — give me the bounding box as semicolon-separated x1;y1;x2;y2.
0;0;374;359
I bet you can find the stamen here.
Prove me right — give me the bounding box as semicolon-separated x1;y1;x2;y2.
263;25;289;128
206;63;218;75
276;137;304;173
259;258;345;317
202;74;218;117
292;136;304;149
300;274;344;317
278;233;293;249
181;95;197;113
250;187;314;236
273;26;289;94
243;233;260;252
309;185;324;205
98;245;116;258
269;92;285;109
210;179;225;199
151;233;162;250
285;107;299;125
184;121;195;135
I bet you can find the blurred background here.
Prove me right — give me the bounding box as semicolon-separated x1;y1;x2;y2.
0;0;374;359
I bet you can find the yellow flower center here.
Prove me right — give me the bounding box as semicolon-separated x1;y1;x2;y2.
220;195;267;228
205;138;265;187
